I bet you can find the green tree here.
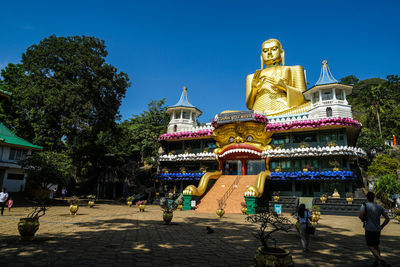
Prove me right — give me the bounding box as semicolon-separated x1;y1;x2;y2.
375;174;400;208
0;35;131;189
21;151;73;189
366;154;399;178
0;35;130;152
123;99;169;166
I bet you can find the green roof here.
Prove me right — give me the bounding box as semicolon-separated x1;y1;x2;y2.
0;122;42;150
0;89;12;96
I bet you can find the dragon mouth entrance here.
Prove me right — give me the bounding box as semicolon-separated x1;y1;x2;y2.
217;143;263;160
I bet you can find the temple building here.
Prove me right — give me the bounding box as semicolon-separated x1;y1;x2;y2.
157;39;365;214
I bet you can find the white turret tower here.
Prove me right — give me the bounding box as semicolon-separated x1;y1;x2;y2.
303;60;353;119
166;86;202;133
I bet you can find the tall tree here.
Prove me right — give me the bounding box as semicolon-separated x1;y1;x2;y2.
0;35;131;186
0;35;130;151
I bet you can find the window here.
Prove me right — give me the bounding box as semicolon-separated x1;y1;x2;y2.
182;111;190;119
312;92;319;103
322;89;333;101
293;133;317;143
7;173;24;180
173;125;177;132
9;149;27;161
272;134;290;146
336;89;344;100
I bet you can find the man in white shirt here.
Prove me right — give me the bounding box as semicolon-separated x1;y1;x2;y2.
0;188;8;216
359;191;390;267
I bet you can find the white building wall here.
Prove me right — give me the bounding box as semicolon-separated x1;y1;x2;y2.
2;169;27;192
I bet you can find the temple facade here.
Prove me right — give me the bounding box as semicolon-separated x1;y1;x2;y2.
157;40;365;214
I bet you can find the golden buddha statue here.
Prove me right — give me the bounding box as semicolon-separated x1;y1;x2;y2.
246;39;310;115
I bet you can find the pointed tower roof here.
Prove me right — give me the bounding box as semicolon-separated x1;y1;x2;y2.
303;60;352;97
172;86;195;108
166;86;202;116
315;60;338;85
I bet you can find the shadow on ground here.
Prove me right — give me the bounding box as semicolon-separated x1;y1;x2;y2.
0;214;399;267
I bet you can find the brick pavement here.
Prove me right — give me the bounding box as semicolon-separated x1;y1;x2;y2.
0;203;399;267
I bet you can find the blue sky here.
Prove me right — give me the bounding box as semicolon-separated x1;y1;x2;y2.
1;0;399;123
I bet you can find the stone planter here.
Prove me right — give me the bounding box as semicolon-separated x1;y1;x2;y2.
216;208;225;218
127;201;133;207
396;215;400;223
70;205;79;215
311;212;320;225
273;196;279;202
254;246;294;267
163;211;173;224
18;218;40;241
241;207;248;215
320;196;327;204
139;204;146;212
88;201;95;208
177;204;183;211
346;198;354;204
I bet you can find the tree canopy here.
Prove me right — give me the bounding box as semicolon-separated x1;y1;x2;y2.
0;35;131;190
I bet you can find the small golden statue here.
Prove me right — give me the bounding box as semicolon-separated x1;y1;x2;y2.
331;188;340;198
246;39;310;115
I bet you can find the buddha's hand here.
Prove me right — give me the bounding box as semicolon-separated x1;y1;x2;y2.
252;70;266;93
263;76;287;91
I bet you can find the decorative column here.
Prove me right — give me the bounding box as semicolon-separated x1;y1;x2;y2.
241;159;246;175
245;196;257;214
182;194;192;210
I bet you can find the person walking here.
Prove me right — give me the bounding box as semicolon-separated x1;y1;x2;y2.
297;203;311;252
359;191;391;267
7;197;13;212
61;188;67;200
0;188;8;216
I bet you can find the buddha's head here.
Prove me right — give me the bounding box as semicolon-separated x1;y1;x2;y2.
261;39;285;67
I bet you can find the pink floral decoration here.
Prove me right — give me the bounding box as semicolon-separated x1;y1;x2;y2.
265;117;361;132
158;129;213;141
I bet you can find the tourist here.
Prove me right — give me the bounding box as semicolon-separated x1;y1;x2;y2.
0;188;8;216
61;188;67;200
359;192;391;267
297;203;311;252
7;197;13;212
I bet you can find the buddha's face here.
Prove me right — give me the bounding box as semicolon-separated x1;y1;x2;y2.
261;41;282;65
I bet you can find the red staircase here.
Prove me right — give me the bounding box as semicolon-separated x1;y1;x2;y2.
195;175;258;214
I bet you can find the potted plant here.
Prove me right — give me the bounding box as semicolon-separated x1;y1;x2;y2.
275;166;281;172
311;205;321;225
273;191;280;202
160;197;178;224
137;200;147;212
176;198;183;210
393;208;400;223
69;197;79;215
241;202;248;215
18;202;47;241
320;194;327;204
246;209;294;267
346;192;354;204
216;200;225;218
127;196;134;207
87;195;96;208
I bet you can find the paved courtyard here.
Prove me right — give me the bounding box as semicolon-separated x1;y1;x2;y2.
0;202;399;267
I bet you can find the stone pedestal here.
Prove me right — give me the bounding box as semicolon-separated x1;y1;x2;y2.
245;196;258;214
182;195;192;210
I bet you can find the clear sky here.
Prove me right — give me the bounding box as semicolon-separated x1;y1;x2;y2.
1;0;399;123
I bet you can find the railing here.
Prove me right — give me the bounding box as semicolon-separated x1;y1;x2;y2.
217;175;240;209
